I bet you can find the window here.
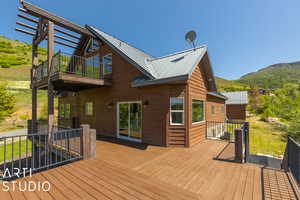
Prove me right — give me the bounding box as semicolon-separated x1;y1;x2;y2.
170;97;184;125
84;38;100;55
60;104;65;118
103;54;112;75
221;105;225;113
211;105;216;114
192;99;204;123
85;102;93;116
86;55;100;78
65;104;71;119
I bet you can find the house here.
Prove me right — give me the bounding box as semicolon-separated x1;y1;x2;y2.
57;26;228;147
17;1;227;148
221;91;248;120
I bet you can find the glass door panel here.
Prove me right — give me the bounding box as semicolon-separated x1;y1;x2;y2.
118;102;142;141
119;103;129;137
129;103;142;139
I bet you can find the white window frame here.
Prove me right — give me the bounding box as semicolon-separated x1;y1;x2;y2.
170;97;185;125
192;99;205;124
103;53;113;75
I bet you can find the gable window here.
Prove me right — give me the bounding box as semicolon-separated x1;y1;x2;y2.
84;38;100;55
85;102;94;116
60;104;65;118
86;55;100;78
170;97;184;125
103;54;112;75
65;104;71;119
192;99;204;123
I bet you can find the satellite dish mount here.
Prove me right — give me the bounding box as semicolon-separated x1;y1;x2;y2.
185;30;197;50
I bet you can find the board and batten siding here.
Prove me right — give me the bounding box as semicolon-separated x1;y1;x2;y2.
187;58;208;147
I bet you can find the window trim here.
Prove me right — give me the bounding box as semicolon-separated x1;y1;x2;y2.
85;102;94;116
103;53;113;75
192;99;205;124
170;97;185;126
84;38;100;56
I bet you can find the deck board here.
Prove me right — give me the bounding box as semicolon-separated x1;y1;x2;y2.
0;139;298;199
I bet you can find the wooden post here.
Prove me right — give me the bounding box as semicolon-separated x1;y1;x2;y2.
235;128;243;163
80;124;96;159
31;43;38;133
81;124;90;159
89;129;96;158
47;21;55;135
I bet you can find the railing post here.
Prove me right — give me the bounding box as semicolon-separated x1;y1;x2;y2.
243;122;249;163
235;128;244;163
80;124;96;159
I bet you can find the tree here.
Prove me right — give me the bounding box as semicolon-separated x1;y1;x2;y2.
0;82;15;122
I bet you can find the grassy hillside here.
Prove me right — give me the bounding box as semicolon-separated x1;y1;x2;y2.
0;36;48;131
215;77;249;92
238;61;300;88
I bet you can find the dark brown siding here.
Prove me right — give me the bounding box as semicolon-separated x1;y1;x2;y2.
59;42;186;146
226;104;247;120
187;59;207;147
206;95;226;122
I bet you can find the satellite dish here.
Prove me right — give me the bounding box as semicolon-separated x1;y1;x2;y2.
185;30;197;50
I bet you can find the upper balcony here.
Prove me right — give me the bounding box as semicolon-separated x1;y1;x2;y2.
35;52;111;91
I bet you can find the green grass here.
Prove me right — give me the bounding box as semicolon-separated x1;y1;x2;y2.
248;116;287;158
0;140;32;162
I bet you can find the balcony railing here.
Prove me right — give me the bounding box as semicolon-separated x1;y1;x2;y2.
36;51;101;81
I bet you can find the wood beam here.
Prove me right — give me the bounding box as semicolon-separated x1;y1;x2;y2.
31;42;38;134
54;27;81;40
54;35;78;45
33;18;48;46
21;1;93;37
17;14;38;23
15;28;35;36
16;21;37;31
15;28;78;49
47;21;55;136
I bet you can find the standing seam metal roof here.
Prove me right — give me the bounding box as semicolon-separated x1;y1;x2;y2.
87;25;210;85
221;91;249;105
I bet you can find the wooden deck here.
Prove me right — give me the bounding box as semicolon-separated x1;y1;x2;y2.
0;139;299;199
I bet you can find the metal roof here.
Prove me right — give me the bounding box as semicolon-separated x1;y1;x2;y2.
221;91;248;105
207;92;228;100
87;25;211;87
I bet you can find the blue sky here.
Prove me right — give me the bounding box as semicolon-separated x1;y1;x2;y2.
1;0;300;80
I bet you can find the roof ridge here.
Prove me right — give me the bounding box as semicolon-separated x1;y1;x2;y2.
150;45;207;61
87;25;154;58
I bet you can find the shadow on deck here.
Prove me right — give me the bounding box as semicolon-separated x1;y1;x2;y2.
1;139;299;200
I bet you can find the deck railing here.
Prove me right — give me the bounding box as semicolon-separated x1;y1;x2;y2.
206;120;246;142
0;128;83;180
36;51;101;81
282;136;300;186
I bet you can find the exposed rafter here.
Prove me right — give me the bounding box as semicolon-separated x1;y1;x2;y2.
20;1;93;37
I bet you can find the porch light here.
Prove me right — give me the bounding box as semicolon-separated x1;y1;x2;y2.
107;102;114;109
143;100;149;107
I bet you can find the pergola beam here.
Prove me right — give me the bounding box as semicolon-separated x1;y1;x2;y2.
21;1;93;37
15;28;78;49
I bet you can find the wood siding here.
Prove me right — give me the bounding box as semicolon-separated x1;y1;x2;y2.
206;95;226;122
187;58;208;147
226;104;247;120
59;42;187;146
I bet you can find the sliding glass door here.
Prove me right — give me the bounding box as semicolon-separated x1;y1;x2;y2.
118;102;142;142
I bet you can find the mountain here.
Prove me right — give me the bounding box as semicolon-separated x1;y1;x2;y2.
238;62;300;88
215;77;248;92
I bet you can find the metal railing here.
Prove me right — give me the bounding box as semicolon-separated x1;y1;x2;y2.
0;128;83;180
36;51;101;81
282;136;300;186
206;120;245;142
